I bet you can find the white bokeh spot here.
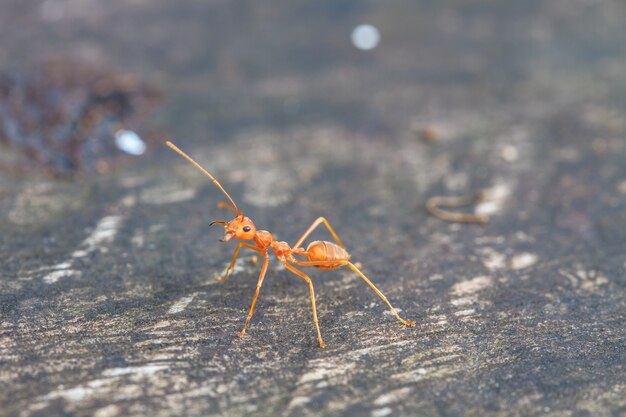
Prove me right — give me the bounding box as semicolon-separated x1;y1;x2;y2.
351;24;380;50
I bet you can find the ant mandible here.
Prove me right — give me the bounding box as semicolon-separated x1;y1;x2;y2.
166;141;415;348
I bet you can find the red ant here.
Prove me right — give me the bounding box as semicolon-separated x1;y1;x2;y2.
166;141;415;348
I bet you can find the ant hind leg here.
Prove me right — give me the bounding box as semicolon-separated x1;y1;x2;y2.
346;262;416;327
282;262;326;348
293;217;345;249
289;259;416;327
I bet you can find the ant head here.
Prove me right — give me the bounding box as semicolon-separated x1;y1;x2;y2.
210;216;256;242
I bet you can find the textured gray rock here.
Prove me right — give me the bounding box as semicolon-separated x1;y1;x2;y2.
1;1;625;417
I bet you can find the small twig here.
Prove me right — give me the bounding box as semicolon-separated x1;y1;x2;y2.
425;191;489;223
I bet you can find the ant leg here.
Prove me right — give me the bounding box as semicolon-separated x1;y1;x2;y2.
291;259;416;327
346;262;415;327
216;242;263;282
217;201;238;213
281;262;326;348
239;254;269;338
293;217;345;249
291;260;347;267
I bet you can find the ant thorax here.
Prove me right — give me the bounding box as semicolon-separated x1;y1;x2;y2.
270;241;291;258
254;230;273;248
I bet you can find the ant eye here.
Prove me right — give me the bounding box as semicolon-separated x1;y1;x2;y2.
243;226;251;232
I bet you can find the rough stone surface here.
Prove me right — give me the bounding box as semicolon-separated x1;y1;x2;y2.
1;1;625;417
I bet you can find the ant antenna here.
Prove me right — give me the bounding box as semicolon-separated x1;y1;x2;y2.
166;141;242;216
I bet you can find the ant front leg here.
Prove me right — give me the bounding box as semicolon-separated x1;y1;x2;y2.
216;242;262;282
293;217;345;249
217;201;238;214
239;254;269;338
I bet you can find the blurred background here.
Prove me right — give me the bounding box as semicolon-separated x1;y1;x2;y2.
1;1;625;417
2;0;625;173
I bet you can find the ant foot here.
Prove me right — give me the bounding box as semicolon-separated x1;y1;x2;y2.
238;330;246;338
404;320;416;327
215;276;227;283
318;340;327;348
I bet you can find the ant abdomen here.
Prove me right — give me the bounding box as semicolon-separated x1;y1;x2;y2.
306;241;350;269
